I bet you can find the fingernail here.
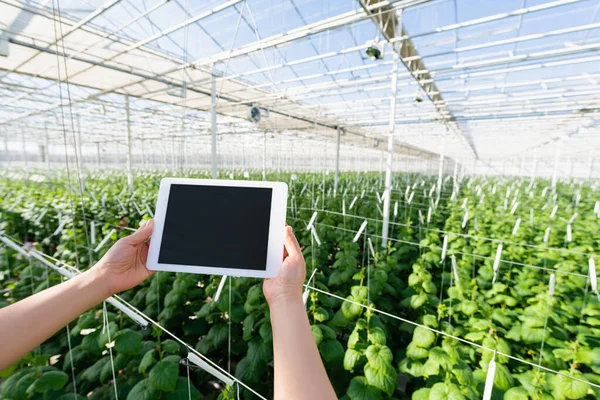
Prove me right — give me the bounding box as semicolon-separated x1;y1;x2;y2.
140;220;148;229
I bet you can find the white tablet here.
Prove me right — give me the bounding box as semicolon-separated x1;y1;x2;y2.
147;178;288;278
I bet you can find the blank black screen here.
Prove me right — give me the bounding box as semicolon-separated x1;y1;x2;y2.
158;184;272;271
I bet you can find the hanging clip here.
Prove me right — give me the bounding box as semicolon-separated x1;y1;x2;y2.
451;255;459;285
94;229;116;253
511;218;521;236
492;243;503;284
461;209;469;229
187;352;234;387
310;226;321;246
483;351;497;400
353;220;368;243
441;234;448;262
349;196;358;210
306;212;318;231
213;275;228;303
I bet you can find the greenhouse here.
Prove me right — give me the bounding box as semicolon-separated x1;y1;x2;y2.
0;0;599;398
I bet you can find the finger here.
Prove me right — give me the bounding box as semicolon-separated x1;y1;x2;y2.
283;226;302;260
123;219;154;244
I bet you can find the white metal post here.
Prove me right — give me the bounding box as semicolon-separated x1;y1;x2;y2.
334;126;342;195
436;135;446;204
588;152;594;180
211;66;218;179
21;131;28;177
96;143;101;169
551;140;561;191
125;95;134;194
381;42;400;249
262;132;267;181
44;121;51;177
75;114;84;191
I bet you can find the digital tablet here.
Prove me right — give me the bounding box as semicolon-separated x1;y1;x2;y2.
147;178;288;278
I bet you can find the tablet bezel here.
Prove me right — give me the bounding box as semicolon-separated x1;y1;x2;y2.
147;178;288;278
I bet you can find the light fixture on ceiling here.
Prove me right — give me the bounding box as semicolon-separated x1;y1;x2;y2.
365;37;385;61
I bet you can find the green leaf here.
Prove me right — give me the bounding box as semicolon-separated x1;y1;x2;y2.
344;348;363;371
412;326;435;348
410;293;428;309
429;382;465;400
127;378;157;400
421;359;440;377
412;388;430;400
555;370;590;399
368;327;386;345
29;371;69;393
161;339;180;354
139;350;157;374
312;325;323;345
149;361;179;391
342;296;363;320
242;313;256;341
504;387;529;400
165;378;200;400
1;369;36;399
406;342;429;359
313;307;329;322
347;376;382;400
114;329;142;355
365;363;396;396
351;286;368;300
494;364;515;391
365;344;393;370
319;339;345;363
82;358;109;382
318;324;337;340
429;347;452;369
461;300;478;316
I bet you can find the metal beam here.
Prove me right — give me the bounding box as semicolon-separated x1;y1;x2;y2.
360;0;478;159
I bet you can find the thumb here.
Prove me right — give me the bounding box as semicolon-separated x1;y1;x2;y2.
123;219;154;244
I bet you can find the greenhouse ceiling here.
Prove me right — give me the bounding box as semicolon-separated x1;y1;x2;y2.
0;0;599;162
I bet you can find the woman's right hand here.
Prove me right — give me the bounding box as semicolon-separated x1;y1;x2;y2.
263;226;306;306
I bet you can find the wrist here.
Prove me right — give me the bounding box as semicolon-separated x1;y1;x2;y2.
86;262;113;299
267;290;303;309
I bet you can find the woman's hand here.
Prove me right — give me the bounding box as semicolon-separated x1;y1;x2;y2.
94;219;155;297
263;226;306;305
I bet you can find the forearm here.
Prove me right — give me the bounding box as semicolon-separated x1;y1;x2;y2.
270;295;337;400
0;267;109;371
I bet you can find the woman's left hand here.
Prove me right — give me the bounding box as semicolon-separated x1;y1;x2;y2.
94;219;155;297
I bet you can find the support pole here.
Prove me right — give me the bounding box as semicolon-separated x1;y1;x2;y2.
96;143;101;169
436;135;446;204
262;132;267;181
44;121;51;178
381;42;400;249
334;126;342;195
551;140;561;191
125;95;134;194
21;131;28;177
75;115;84;191
211;66;218;179
588;152;594;180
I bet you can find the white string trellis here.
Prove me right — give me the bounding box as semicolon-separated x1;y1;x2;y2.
302;283;600;391
296;206;600;259
305;219;597;280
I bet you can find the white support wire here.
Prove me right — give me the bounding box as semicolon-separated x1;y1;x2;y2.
302;281;600;390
